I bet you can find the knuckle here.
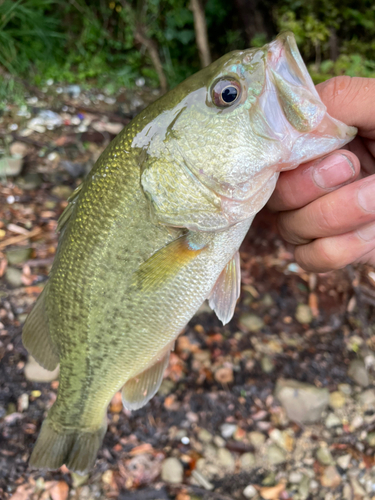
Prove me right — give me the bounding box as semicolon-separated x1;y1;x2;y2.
316;239;347;270
315;199;341;233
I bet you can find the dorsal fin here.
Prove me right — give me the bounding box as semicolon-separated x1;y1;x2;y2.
56;184;83;233
208;251;241;325
122;347;172;410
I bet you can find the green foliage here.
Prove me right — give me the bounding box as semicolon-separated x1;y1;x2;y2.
0;0;374;98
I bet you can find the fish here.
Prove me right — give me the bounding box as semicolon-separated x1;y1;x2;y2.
23;31;356;474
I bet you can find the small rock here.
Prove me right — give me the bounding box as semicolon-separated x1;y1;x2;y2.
217;448;235;471
17;173;42;190
338;383;352;395
248;431;266;448
213;435;225;448
240;452;256;470
0;157;23;176
337;454;351;470
161;457;184;484
51;185;74;200
238;313;264;332
261;355;274;373
358;389;375;412
24;355;60;382
295;304;313;324
342;483;353;500
329;391;346;409
220;423;237;439
6;248;32;265
350;414;363;430
289;471;303;484
198;428;213;443
243;484;257;498
316;447;334;465
325;413;341;428
17;393;29;412
5;267;23;287
320;466;341;488
275;379;329;424
348;359;369;387
269;428;294;451
214;366;233;384
366;432;375;446
267;444;286;465
298;475;310;499
9;142;28;157
350;477;366;496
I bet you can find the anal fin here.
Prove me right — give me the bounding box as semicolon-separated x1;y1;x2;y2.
122;347;172;411
22;286;59;371
208;251;241;325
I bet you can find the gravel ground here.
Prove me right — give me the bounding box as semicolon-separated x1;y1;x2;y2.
1;84;375;500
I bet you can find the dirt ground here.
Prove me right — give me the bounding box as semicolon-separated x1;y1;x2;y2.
1;84;375;500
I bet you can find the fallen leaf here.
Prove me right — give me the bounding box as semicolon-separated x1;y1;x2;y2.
259;480;287;499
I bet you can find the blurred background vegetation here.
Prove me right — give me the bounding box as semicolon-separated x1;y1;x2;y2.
0;0;375;101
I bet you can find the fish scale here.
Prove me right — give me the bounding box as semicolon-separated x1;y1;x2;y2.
23;32;356;473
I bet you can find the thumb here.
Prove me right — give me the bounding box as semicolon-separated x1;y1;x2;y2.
316;76;375;139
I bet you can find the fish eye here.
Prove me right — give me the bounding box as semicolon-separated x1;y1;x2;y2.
211;78;241;108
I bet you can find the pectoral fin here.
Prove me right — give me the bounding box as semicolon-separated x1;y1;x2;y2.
208;251;241;325
122;347;172;411
134;233;208;293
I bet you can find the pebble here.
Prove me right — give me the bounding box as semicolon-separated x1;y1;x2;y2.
299;475;311;499
261;355;274;373
351;414;364;429
329;391;346;409
275;379;329;423
5;267;23;288
338;383;352;395
220;423;237;439
198;428;213;443
216;448;235;471
350;477;366;496
51;185;74;199
316;447;334;465
161;457;184;484
348;359;369;387
320;466;341;488
267;444;286;465
366;432;375;446
213;435;225;448
24;355;60;382
289;471;303;483
0;157;23;176
337;454;352;470
358;389;375;412
238;313;264;332
295;304;313;324
248;431;266;448
240;452;256;470
6;248;32;265
325;413;341;428
243;485;257;498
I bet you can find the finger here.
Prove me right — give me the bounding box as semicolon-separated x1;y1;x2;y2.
317;76;375;139
346;136;375;177
294;221;375;273
268;151;359;212
277;174;375;244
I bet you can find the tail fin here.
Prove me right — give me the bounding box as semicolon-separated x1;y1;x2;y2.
29;418;107;474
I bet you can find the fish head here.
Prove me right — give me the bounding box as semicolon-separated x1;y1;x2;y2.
138;32;356;231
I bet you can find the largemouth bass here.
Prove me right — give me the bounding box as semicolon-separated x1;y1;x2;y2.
23;32;356;473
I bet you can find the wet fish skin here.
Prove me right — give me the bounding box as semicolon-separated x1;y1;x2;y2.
23;32;356;474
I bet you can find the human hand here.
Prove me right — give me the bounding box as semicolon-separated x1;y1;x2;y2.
268;76;375;272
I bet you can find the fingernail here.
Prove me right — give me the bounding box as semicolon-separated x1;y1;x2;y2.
358;181;375;213
312;154;355;189
357;222;375;241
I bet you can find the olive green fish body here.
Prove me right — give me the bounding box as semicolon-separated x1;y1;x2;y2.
23;32;357;473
